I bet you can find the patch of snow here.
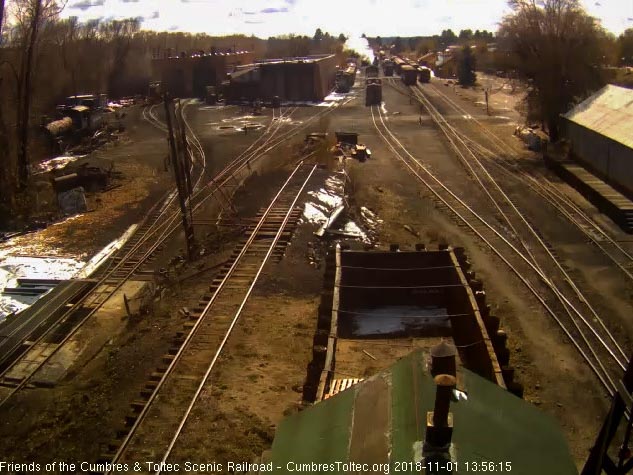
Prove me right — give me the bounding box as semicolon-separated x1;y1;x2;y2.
34;154;87;174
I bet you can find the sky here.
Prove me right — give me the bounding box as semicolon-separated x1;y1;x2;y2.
61;0;633;37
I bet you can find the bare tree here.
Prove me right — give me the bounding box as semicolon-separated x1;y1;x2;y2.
100;18;140;97
0;0;5;40
13;0;65;189
498;0;608;140
55;15;79;97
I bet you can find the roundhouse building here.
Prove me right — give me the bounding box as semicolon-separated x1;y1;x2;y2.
562;84;633;195
151;51;255;98
226;54;338;103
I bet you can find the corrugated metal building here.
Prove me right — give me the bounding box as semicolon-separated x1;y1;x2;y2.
226;54;338;103
562;84;633;195
151;51;255;98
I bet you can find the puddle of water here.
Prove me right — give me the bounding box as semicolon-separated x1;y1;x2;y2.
339;305;451;338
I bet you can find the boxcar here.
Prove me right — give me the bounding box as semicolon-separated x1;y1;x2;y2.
366;65;379;78
418;66;431;83
383;59;394;77
401;65;418;86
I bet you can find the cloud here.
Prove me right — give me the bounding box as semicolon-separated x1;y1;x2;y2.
69;0;105;10
149;10;160;19
260;7;289;13
60;0;626;37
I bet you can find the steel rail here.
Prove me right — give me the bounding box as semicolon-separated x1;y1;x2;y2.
0;101;208;407
394;78;627;369
371;104;617;395
411;82;629;366
0;97;350;408
106;162;315;472
429;81;633;262
155;163;317;473
458;132;633;283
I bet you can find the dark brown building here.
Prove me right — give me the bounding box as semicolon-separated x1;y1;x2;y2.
226;54;338;103
152;51;255;97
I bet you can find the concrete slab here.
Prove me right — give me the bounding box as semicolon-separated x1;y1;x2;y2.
30;280;155;386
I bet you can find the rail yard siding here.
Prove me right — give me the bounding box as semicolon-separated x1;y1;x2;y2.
565;120;633;196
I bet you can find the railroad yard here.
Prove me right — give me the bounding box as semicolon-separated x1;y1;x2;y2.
0;58;632;474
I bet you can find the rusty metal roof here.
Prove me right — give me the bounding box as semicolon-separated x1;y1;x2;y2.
563;84;633;150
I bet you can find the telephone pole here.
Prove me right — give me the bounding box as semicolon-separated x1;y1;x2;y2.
163;93;195;260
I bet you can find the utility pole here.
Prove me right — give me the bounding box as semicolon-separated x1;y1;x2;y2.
583;355;633;474
485;88;489;116
175;99;193;197
163;93;195;260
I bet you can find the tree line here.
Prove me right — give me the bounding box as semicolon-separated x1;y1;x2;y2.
371;0;628;141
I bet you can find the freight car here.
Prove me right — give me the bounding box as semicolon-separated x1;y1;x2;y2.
335;64;357;93
148;81;162;103
418;66;431;83
365;65;379;78
401;65;418;86
365;78;382;106
383;59;394;77
393;57;407;75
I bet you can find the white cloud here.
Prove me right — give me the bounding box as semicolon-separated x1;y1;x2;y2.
62;0;630;36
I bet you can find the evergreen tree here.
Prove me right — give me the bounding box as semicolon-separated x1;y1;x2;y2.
457;45;476;86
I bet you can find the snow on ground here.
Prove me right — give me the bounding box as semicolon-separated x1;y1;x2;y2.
0;224;137;322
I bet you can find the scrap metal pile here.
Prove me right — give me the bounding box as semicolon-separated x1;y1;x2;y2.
332;132;371;162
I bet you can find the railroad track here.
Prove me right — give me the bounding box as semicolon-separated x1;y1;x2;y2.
0;101;207;406
423;83;633;283
372;94;626;396
0;95;351;409
408;82;632;376
0;98;285;403
98;162;316;475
